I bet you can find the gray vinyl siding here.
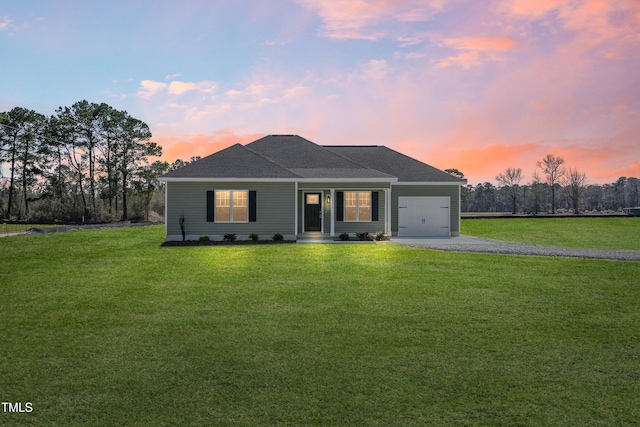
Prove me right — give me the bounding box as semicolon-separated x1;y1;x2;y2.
391;185;461;235
166;181;295;240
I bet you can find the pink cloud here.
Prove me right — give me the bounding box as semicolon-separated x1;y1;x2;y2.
167;80;217;95
435;50;481;69
156;130;266;162
432;36;519;68
137;80;168;99
499;0;640;46
296;0;445;40
0;16;13;30
442;36;518;51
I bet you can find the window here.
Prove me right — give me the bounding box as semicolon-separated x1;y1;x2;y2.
344;191;371;222
215;190;248;222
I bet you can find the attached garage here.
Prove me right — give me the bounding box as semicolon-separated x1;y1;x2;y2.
398;196;451;237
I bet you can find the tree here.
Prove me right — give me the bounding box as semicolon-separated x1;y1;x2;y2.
563;167;587;214
132;160;169;220
496;167;523;214
444;168;465;180
537;154;566;213
0;107;46;219
15;110;47;218
116;113;160;221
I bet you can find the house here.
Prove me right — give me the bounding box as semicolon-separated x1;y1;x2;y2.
159;135;466;241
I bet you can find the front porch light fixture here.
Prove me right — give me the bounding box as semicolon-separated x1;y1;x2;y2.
326;194;331;205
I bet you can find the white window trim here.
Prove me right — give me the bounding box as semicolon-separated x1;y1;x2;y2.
344;191;372;222
215;189;249;223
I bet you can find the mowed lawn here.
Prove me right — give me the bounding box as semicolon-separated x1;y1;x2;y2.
462;216;640;250
1;226;639;426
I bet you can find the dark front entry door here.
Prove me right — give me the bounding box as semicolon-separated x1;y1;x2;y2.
304;193;322;231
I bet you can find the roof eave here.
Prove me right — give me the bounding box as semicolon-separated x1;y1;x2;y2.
393;180;467;185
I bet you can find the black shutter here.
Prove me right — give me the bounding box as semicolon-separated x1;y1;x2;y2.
249;191;257;222
206;191;215;222
372;191;379;221
336;191;344;221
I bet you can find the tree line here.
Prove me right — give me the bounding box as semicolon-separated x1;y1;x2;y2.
0;101;167;223
450;154;640;214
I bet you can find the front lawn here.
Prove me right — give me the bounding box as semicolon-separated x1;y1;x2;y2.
1;226;638;426
462;216;640;250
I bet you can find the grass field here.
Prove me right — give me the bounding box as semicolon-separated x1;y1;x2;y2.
1;225;639;426
462;216;640;250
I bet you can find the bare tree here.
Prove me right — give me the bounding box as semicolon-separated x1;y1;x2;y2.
563;167;587;214
496;167;523;214
529;171;544;214
537;154;566;213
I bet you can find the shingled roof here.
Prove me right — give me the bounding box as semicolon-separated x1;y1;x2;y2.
246;135;393;179
161;135;462;182
161;143;300;179
324;145;465;183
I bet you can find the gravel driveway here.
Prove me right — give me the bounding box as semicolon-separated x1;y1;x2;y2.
392;236;640;261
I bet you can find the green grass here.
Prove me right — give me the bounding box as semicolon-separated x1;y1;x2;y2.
462;217;640;250
1;226;639;426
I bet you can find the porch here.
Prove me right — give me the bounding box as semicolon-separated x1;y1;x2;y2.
296;231;375;244
296;186;391;237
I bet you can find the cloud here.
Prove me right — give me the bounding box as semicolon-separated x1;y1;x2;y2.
442;36;518;52
433;36;519;68
167;81;196;95
357;59;389;80
498;0;640;46
296;0;445;40
435;51;481;69
137;79;217;98
0;16;12;30
164;73;182;80
155;130;266;162
137;80;168;99
283;85;310;98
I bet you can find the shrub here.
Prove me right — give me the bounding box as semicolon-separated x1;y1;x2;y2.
179;213;185;241
356;232;370;241
339;233;350;241
272;233;283;241
199;236;210;241
375;231;386;241
249;233;259;241
223;233;236;242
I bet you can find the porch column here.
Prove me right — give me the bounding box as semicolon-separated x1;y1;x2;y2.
330;188;335;236
384;188;391;235
294;182;298;235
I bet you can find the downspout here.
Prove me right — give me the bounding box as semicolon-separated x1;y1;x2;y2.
164;182;168;238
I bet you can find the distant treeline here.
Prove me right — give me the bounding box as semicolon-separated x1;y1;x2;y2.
463;177;639;213
0;101;166;223
447;154;639;214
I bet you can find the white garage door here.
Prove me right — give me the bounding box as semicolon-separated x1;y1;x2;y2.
398;196;450;237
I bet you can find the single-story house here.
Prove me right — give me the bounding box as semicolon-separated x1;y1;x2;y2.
159;135;466;241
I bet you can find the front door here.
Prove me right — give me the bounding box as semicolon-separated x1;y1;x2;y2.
304;193;322;231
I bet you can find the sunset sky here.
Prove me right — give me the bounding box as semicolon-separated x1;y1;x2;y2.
1;0;639;185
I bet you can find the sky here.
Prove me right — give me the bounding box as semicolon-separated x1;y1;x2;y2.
1;0;639;185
